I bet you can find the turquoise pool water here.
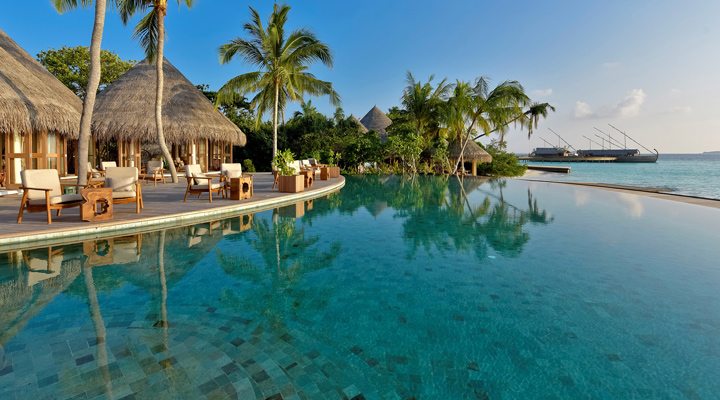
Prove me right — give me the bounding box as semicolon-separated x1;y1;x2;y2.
1;176;719;399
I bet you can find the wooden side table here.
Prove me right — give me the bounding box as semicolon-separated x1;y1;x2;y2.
229;176;253;200
301;170;314;188
80;187;113;222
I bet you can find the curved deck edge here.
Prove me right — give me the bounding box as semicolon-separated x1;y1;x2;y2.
0;176;345;251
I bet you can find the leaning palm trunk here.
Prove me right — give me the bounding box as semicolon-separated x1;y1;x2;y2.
451;115;480;175
154;7;178;183
77;0;107;186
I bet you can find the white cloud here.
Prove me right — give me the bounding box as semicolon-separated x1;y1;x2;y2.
575;89;647;119
602;61;621;69
613;89;646;117
574;101;594;118
531;88;553;97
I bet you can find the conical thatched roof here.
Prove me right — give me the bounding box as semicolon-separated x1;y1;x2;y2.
92;59;246;145
448;139;493;163
360;106;391;135
0;29;82;137
351;115;368;133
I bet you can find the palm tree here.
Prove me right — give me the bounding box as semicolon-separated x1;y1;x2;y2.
118;0;193;183
401;72;451;144
445;78;530;173
473;102;556;142
53;0;110;186
217;4;340;167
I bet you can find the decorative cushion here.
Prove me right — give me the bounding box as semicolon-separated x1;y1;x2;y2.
192;172;208;186
106;176;136;192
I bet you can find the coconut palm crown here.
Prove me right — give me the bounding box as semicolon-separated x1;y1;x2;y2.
217;4;340;164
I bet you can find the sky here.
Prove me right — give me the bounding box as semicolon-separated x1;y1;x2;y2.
2;0;720;153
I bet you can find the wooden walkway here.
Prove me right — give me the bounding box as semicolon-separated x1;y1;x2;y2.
0;173;344;249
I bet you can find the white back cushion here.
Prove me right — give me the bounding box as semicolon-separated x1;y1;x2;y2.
21;169;61;199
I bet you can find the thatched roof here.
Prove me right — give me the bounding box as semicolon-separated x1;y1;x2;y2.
0;29;82;137
351;115;368;133
360;106;391;135
449;139;493;163
92;59;246;145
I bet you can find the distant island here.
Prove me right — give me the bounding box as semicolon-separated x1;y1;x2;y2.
703;151;720;155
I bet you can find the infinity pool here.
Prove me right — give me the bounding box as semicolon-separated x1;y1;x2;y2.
1;176;719;399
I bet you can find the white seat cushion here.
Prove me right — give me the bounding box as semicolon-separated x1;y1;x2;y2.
29;193;83;206
112;191;137;199
191;183;222;190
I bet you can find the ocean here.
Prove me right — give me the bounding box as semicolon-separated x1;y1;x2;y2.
523;153;720;200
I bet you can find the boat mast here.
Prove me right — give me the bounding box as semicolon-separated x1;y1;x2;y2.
548;128;577;152
538;137;556;147
594;127;625;149
608;124;656;154
582;135;604;149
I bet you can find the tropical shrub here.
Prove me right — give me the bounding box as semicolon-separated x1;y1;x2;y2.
476;143;527;177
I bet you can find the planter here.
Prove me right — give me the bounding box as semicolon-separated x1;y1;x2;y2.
320;166;341;180
278;174;304;193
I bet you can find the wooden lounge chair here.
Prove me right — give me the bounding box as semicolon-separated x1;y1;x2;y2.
100;161;117;172
105;167;143;213
141;160;166;186
23;247;64;286
87;162;103;180
184;164;223;203
17;169;84;224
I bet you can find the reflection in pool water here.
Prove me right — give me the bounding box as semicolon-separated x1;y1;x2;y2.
0;175;719;399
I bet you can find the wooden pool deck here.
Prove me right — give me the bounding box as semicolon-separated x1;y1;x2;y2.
0;172;344;250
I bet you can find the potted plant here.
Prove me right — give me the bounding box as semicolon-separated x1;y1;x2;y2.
320;151;342;180
273;149;304;193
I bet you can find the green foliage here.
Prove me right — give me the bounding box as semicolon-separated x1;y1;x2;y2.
476;143;528;177
37;46;135;99
272;149;296;176
242;159;256;173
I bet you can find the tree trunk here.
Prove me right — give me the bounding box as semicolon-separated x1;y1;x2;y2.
155;8;178;182
83;264;113;397
272;80;279;167
77;0;107;186
158;230;169;348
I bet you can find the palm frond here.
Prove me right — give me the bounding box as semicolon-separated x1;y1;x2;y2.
52;0;93;13
219;38;265;66
133;7;159;61
117;0;149;24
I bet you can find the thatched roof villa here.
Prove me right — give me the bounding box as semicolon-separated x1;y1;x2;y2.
449;139;493;176
0;29;82;188
351;115;369;134
360;106;392;140
93;59;246;171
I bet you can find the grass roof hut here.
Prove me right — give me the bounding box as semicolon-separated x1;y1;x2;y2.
0;29;82;187
449;139;493;176
92;59;246;171
351;115;369;134
360;106;392;140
